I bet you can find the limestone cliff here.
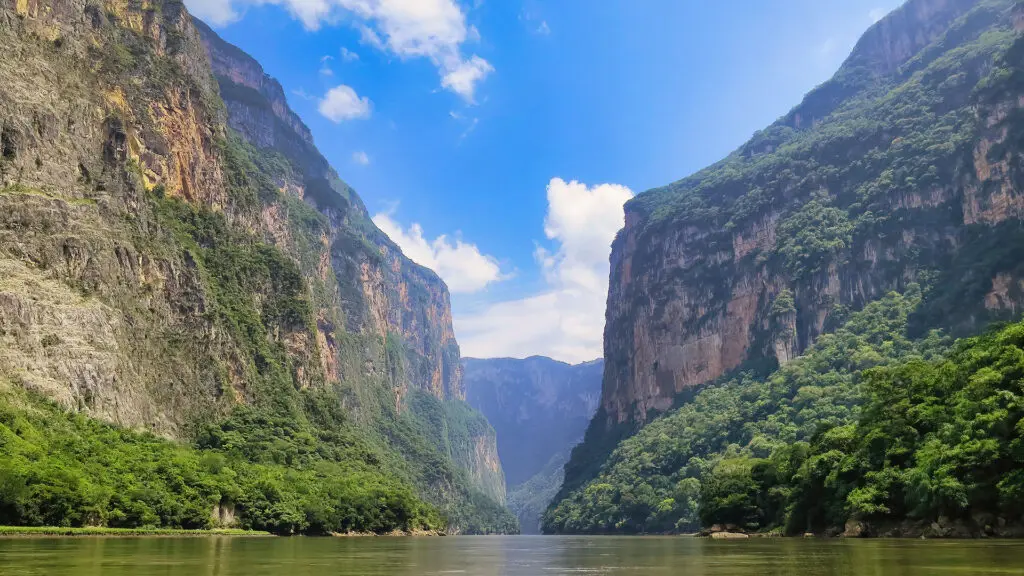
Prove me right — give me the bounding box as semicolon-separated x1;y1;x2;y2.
555;0;1024;504
197;20;463;405
196;23;496;503
0;0;236;433
0;0;511;532
599;0;1024;426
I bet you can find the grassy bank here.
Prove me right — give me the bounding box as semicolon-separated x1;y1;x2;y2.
0;526;270;537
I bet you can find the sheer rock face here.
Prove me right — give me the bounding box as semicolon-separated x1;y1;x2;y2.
0;0;236;434
0;0;501;522
2;0;225;207
197;21;463;402
599;0;1024;426
0;0;463;426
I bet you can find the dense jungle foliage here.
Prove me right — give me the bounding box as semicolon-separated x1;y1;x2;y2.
543;286;1024;535
0;383;440;535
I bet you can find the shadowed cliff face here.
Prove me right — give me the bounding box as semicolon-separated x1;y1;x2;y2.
598;0;1024;428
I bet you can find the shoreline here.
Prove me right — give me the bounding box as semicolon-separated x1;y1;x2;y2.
0;527;453;538
0;527;271;538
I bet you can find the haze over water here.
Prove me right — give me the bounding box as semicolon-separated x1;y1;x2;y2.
1;536;1023;575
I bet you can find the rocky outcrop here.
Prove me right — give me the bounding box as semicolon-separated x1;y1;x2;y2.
594;0;1024;428
195;19;312;148
0;0;245;434
2;0;226;206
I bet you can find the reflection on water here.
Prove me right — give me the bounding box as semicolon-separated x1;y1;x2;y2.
0;536;1023;575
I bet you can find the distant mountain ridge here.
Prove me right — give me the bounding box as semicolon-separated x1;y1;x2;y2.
463;356;602;533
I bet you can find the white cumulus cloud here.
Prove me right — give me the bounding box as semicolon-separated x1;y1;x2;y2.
352;150;370;165
456;178;633;364
318;85;372;122
186;0;492;102
373;213;505;294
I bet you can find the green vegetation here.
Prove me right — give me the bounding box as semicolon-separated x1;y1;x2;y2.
776;196;854;279
543;288;951;533
775;319;1024;534
148;172;515;534
0;129;516;536
0;384;442;535
2;4;516;537
220;132;294;211
0;526;267;536
372;389;518;535
545;285;1024;535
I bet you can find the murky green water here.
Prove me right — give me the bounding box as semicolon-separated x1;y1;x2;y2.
0;536;1022;575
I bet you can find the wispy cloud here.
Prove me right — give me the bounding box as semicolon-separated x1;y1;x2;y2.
449;111;479;142
817;37;837;58
319;55;334;76
459;117;479;141
441;56;494;104
340;47;360;62
352;150;370;165
291;88;316;101
868;7;887;23
519;9;551;35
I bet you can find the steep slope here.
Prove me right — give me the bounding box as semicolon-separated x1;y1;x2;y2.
195;21;506;510
463;356;602;533
556;0;1024;508
0;0;513;534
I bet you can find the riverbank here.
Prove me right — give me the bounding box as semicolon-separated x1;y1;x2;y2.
330;528;445;537
0;526;271;537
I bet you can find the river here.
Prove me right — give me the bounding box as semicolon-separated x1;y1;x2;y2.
1;536;1023;575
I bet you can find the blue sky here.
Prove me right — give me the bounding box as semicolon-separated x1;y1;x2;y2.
186;0;900;363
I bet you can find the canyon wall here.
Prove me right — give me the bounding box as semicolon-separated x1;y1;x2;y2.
600;0;1024;426
0;0;508;530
